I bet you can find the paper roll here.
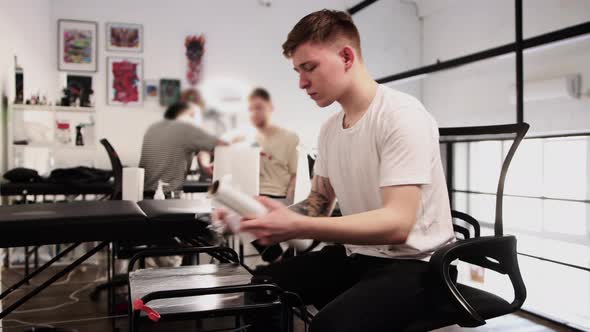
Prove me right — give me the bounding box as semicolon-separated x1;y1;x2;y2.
212;146;260;196
209;179;313;251
210;177;267;218
122;167;144;202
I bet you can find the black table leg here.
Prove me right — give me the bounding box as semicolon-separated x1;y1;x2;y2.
239;241;244;265
34;246;39;269
0;241;108;320
107;242;113;316
0;243;81;300
24;246;29;283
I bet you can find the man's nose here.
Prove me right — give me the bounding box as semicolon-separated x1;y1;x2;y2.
299;75;310;90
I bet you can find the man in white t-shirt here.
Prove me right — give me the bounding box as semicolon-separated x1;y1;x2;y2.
216;9;455;332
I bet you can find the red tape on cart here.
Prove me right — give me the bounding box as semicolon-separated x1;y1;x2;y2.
133;299;161;322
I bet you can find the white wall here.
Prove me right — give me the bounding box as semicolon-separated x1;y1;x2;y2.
352;0;422;98
0;0;54;175
419;0;590;133
0;0;54;101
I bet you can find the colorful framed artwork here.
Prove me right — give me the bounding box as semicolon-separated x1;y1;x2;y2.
106;22;143;52
107;57;143;106
144;80;159;101
58;19;98;72
159;79;181;106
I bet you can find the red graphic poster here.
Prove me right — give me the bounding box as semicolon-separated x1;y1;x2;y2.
112;61;139;103
107;57;143;106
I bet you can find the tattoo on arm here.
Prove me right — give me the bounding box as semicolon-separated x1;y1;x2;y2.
288;177;335;217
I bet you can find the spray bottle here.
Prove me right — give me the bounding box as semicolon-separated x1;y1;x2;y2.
154;180;169;200
75;124;85;146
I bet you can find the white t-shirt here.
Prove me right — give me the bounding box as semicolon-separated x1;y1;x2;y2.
314;84;454;260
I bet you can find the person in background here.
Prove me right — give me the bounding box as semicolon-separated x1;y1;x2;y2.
249;87;299;204
181;88;219;179
140;101;225;268
139;101;225;198
246;87;300;263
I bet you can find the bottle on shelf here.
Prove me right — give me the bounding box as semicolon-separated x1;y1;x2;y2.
55;121;72;145
75;124;84;146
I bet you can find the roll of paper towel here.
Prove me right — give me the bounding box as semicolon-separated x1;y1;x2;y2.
209;178;314;251
123;167;144;202
212;145;260;196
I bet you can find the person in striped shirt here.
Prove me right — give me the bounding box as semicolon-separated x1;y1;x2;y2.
139;101;226;197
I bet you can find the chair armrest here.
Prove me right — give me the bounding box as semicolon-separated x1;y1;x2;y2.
429;235;527;327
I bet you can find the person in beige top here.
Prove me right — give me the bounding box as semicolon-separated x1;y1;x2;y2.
248;87;299;203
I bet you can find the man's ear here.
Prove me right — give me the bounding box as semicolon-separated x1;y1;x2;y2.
339;46;355;71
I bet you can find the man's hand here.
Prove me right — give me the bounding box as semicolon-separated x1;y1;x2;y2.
240;196;305;246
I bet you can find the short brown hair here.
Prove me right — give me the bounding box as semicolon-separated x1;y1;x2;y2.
282;9;361;58
181;88;204;108
249;87;271;102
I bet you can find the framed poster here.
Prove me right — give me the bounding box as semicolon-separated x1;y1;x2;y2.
107;57;143;106
106;22;143;52
58;19;98;72
66;75;93;107
159;79;181;106
144;79;159;101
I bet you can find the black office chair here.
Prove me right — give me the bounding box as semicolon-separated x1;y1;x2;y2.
99;138;123;200
94;138;153;306
91;139;127;305
307;154;315;179
403;123;529;331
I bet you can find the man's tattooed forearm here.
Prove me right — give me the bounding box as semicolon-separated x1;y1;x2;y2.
289;190;332;217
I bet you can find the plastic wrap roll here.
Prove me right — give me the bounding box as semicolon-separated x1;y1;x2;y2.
209;179;313;251
210;178;267;219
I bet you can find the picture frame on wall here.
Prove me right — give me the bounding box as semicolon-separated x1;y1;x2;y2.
107;57;143;106
58;19;98;72
144;80;159;101
159;79;181;106
106;22;143;52
66;75;93;107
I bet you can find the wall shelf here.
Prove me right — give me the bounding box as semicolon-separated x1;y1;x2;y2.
12;143;96;150
10;104;95;112
7;104;97;172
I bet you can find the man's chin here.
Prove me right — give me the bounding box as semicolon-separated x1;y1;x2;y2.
315;98;334;108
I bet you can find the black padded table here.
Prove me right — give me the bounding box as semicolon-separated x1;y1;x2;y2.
137;199;216;243
138;199;210;224
136;199;236;263
0;200;148;248
0;199;230;321
0;181;114;196
0;180;210;197
0;200;148;319
181;180;211;193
